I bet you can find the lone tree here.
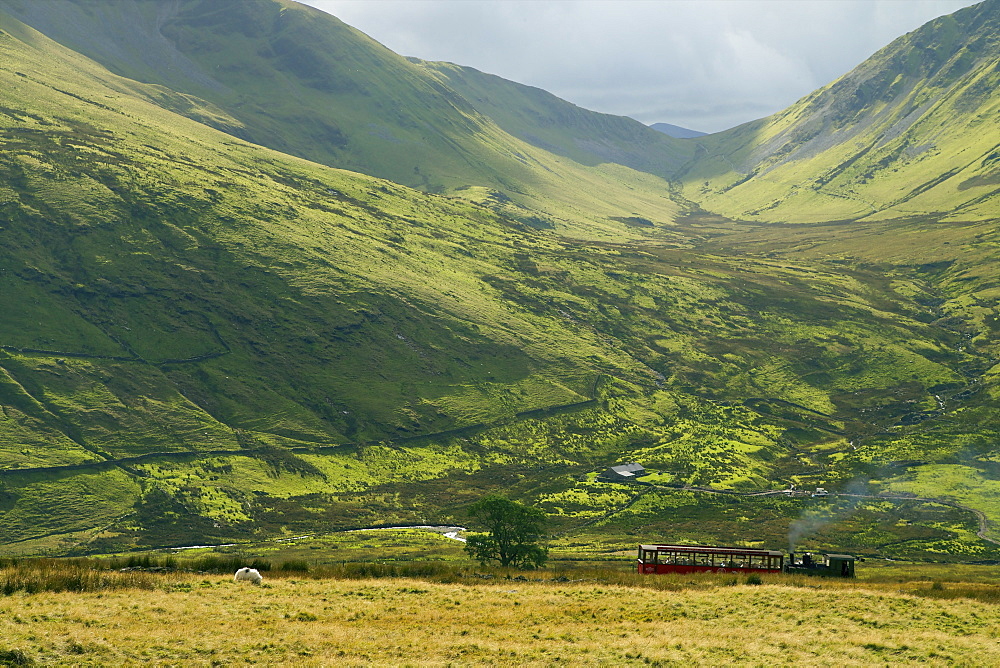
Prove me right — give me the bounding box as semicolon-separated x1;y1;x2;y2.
464;494;548;569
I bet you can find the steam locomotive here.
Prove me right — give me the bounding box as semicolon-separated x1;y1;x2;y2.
785;551;856;578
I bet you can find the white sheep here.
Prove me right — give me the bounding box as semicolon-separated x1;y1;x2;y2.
234;567;263;585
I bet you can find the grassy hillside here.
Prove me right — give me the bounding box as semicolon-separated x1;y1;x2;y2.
0;0;697;241
678;0;1000;223
0;1;998;560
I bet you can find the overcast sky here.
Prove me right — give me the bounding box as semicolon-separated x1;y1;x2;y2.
300;0;980;134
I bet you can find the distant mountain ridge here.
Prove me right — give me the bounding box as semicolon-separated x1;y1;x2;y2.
650;122;707;139
4;0;996;228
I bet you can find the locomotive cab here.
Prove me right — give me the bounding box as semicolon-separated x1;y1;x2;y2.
785;552;855;578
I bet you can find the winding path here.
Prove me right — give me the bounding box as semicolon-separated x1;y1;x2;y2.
838;493;1000;546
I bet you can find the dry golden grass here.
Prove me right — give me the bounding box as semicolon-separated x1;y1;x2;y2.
0;570;999;666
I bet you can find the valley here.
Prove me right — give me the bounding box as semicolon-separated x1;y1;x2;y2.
0;0;996;576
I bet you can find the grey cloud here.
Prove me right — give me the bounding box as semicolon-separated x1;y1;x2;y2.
302;0;980;133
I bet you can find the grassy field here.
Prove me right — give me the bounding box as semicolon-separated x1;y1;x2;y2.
1;558;999;666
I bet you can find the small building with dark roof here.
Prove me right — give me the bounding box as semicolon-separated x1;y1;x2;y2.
598;462;646;482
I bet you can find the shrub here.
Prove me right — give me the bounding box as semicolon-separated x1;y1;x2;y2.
0;648;33;666
279;560;310;572
0;561;159;595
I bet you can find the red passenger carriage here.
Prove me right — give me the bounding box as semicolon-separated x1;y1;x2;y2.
637;544;784;575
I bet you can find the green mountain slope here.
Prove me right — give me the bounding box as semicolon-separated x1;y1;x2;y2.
679;0;1000;223
0;2;998;561
417;60;686;179
0;0;696;240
